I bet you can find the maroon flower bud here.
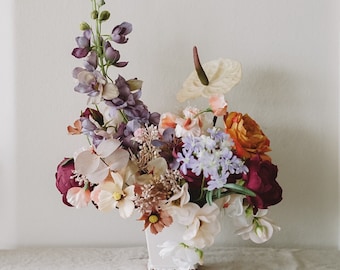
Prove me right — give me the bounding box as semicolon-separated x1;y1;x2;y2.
55;158;82;207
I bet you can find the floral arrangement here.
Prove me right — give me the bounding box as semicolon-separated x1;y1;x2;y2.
55;0;282;268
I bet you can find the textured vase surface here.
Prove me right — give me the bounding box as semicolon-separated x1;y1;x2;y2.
145;222;198;270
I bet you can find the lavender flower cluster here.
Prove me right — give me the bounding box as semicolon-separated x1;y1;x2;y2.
177;128;248;191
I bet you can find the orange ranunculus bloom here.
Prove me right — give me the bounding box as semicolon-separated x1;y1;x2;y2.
224;112;271;160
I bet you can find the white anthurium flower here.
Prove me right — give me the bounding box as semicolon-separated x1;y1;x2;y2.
158;241;202;270
235;209;281;244
179;202;221;249
176;58;242;102
74;139;129;183
97;172;135;218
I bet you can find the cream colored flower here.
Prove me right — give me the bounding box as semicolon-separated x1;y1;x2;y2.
175;106;204;137
234;209;281;244
66;187;91;209
174;202;221;249
74;139;129;184
96;172;135;218
176;58;242;102
159;241;203;270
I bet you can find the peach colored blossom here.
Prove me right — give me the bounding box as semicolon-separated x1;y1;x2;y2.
66;187;91;208
175;107;204;137
67;119;82;135
159;112;178;134
209;95;228;117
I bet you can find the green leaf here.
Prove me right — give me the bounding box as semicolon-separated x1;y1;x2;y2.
223;183;256;197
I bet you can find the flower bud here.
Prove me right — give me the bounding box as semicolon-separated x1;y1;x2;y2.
91;10;98;19
99;10;110;22
97;0;105;7
80;22;91;31
127;79;143;91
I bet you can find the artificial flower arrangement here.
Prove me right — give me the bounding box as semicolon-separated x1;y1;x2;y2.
55;0;282;268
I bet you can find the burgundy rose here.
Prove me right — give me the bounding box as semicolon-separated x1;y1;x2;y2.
55;158;82;207
182;169;207;206
243;155;282;210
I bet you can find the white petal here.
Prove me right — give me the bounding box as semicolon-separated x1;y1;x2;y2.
77;70;95;84
66;187;90;209
74;150;100;175
249;221;273;244
174;203;199;225
87;165;109;183
96;139;121;158
111;172;124;189
147;157;167;176
117;199;135;219
124;185;136;200
183;218;200;241
98;190;117;212
235;224;254;237
106;148;129;171
103;83;119;100
197;203;220;223
176;58;241;102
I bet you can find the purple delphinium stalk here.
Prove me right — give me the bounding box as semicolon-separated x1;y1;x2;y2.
72;30;92;58
112;22;132;44
104;41;128;67
106;75;159;125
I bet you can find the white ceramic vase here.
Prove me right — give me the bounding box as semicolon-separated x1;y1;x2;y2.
145;222;198;270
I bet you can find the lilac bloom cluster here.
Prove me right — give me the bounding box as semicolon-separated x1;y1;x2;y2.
177;128;249;191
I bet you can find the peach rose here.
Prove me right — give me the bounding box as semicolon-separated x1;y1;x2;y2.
224;112;271;160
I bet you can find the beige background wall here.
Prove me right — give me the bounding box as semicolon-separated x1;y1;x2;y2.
0;0;339;249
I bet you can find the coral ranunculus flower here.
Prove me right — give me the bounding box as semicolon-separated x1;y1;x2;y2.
224;112;271;160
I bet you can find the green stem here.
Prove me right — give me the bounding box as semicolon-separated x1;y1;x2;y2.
91;0;107;78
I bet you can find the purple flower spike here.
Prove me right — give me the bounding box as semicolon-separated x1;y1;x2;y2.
104;41;128;67
72;30;92;58
111;22;132;44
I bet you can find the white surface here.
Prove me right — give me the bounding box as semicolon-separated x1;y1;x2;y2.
0;247;339;270
2;0;339;249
